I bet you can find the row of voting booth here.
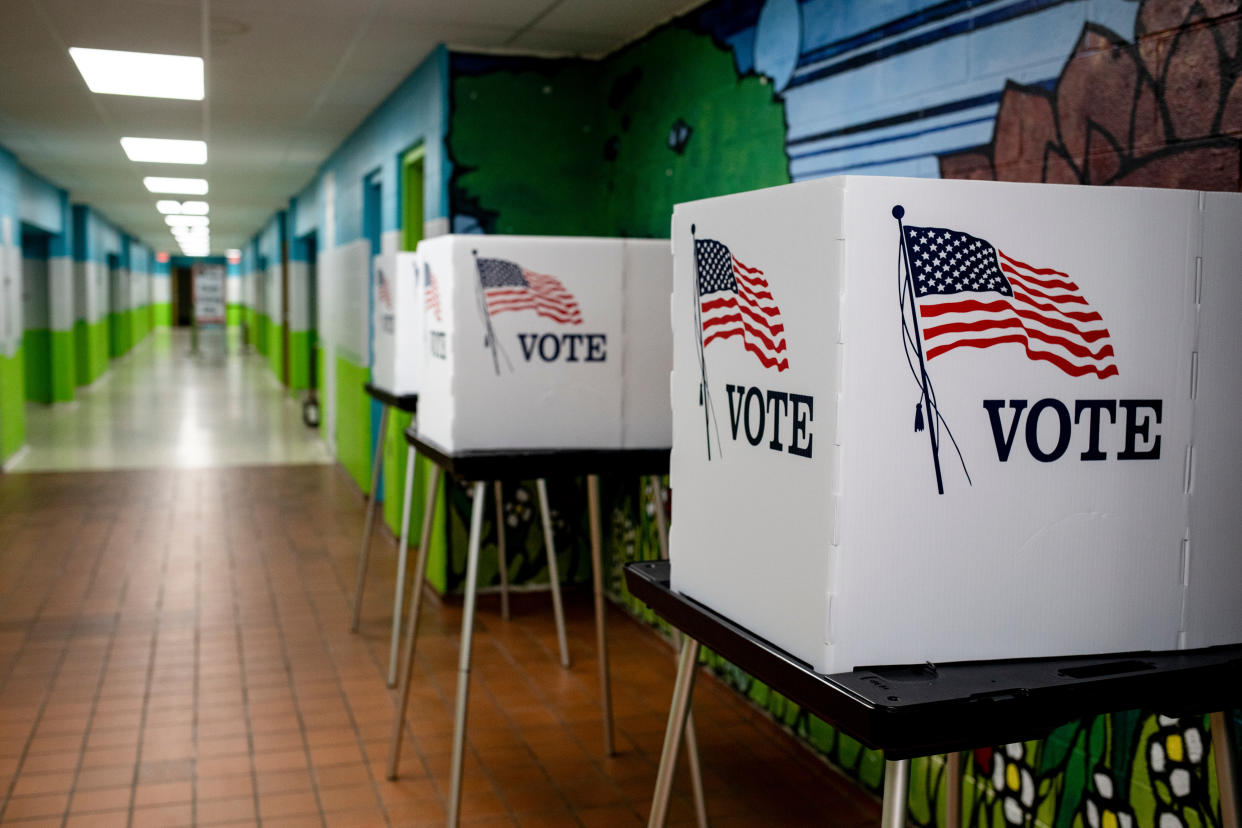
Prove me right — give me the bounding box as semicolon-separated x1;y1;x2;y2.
356;176;1242;827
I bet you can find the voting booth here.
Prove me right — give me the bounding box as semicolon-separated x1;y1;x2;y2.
668;176;1242;674
370;248;421;397
415;234;673;452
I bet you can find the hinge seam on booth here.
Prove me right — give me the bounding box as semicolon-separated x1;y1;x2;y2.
1190;351;1199;400
1195;257;1203;306
1183;443;1194;494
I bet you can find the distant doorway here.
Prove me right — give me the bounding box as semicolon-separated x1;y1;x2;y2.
172;265;193;326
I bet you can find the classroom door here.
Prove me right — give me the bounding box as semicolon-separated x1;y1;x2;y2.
401;146;424;253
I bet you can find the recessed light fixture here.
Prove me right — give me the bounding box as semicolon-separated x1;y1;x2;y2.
157;200;209;215
166;215;209;228
144;177;208;195
122;137;206;165
69;48;204;100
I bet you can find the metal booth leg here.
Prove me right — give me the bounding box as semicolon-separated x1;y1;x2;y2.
882;758;910;828
351;403;390;632
945;751;963;828
1211;711;1239;828
649;636;702;828
386;462;442;780
447;481;488;826
535;479;570;668
649;476;708;828
494;481;510;620
386;444;417;687
586;474;615;756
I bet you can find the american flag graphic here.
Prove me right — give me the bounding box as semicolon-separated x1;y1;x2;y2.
905;225;1117;379
376;268;392;310
695;239;788;372
477;257;582;325
424;264;442;322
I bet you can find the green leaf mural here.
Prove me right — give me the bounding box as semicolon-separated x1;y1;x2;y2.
450;24;789;239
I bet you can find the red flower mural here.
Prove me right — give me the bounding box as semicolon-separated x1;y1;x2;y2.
940;0;1242;191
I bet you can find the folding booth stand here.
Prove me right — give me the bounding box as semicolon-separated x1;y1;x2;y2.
387;431;692;826
627;560;1242;828
350;382;422;686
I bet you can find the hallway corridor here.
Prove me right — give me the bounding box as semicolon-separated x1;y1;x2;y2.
0;340;879;826
9;331;329;473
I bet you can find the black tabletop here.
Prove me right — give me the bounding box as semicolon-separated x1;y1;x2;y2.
625;560;1242;759
364;383;419;413
405;430;670;480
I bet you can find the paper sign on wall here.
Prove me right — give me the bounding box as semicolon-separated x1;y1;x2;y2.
193;264;226;326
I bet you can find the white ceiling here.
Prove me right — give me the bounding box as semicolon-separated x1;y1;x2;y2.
0;0;698;253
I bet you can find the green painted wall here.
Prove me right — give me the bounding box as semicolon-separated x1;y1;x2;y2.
380;408;450;594
334;355;371;493
227;303;243;326
255;312;269;356
267;321;284;381
22;330;52;403
107;311;129;357
0;348;26;462
89;320;108;382
287;329;313;391
381;409;414;534
49;329;74;402
153;302;171;328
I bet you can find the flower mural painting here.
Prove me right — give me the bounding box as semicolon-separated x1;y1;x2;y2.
1148;716;1208;803
992;742;1037;825
939;0;1242;193
1085;769;1135;828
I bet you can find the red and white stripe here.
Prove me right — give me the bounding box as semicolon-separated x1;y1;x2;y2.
485;269;582;325
425;268;442;322
919;250;1118;379
701;255;789;372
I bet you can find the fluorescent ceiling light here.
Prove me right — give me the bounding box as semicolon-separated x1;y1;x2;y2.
121;137;206;165
144;177;208;195
69;48;203;100
166;214;209;228
157;200;209;215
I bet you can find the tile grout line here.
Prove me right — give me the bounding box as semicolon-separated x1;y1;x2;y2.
224;474;267;826
320;487;453;812
0;504;119;825
247;485;331;827
277;483;399;827
123;501;176;828
191;493;203;828
60;541;137;825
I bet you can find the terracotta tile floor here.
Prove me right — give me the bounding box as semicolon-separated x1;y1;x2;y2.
0;465;879;826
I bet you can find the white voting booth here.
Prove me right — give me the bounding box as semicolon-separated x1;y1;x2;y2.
416;235;672;451
353;246;423;689
668;176;1242;674
370;248;421;397
388;233;678;825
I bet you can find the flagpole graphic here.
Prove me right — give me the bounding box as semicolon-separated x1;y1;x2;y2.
689;224;720;460
471;249;510;375
893;205;945;495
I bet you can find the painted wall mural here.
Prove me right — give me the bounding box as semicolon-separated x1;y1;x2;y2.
443;0;1240;825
